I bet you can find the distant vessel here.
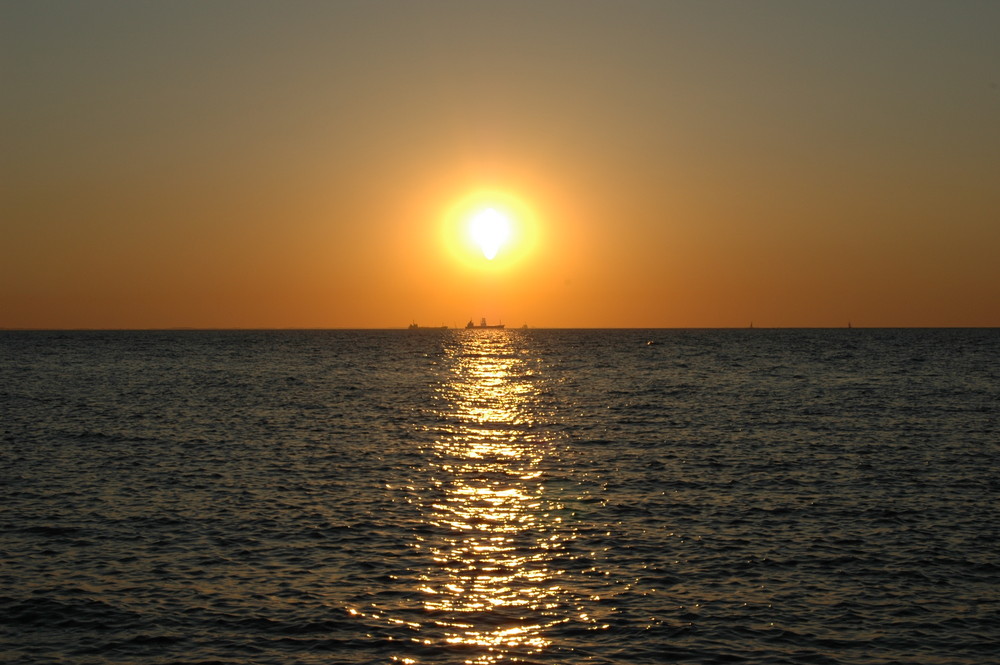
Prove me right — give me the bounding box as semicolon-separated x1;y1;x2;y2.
466;317;504;329
408;323;447;329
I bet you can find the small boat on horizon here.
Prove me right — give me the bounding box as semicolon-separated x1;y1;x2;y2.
466;317;504;329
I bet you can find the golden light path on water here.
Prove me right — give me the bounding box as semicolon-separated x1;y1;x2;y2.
359;328;608;665
418;331;564;662
346;330;618;663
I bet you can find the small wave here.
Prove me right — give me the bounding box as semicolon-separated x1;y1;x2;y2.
0;595;141;630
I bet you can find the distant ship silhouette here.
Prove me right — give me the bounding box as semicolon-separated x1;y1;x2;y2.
466;317;504;329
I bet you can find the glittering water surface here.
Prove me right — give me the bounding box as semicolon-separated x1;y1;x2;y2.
2;329;998;664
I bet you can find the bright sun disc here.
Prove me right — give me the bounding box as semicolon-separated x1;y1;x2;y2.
439;189;540;271
469;208;511;260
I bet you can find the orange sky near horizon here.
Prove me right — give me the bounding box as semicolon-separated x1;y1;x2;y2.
3;1;999;329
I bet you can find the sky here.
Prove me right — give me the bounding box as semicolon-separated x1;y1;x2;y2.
3;0;998;328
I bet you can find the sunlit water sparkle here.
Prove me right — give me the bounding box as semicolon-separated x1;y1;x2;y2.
2;329;998;664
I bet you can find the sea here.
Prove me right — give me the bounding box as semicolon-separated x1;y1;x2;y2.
1;328;998;665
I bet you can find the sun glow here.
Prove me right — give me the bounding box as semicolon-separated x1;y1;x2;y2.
440;190;540;271
469;209;511;260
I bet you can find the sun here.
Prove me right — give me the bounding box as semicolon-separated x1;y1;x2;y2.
469;208;511;260
440;189;540;271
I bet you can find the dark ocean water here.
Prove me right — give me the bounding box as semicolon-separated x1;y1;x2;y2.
1;328;998;665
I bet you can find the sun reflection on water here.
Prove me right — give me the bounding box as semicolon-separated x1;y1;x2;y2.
344;329;615;663
416;330;568;663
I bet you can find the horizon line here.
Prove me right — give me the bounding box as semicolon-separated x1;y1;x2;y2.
3;326;998;332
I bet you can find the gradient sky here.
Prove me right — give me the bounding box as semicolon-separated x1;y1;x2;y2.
3;0;998;328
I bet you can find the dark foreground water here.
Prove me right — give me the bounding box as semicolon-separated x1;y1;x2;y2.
2;329;998;664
